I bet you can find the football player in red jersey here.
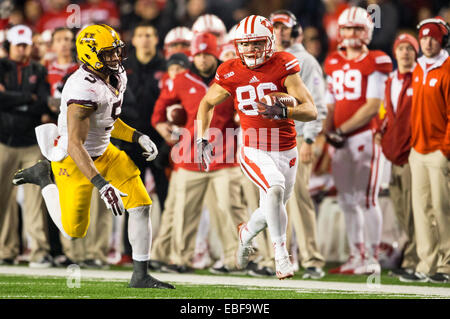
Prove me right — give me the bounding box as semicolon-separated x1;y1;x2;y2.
324;6;393;275
196;15;317;279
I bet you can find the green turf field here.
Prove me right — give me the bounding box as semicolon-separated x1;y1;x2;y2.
0;264;448;299
0;275;432;299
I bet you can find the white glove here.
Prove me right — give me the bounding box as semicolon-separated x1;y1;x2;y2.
99;183;128;216
138;134;158;161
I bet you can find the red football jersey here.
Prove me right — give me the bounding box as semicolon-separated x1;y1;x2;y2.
324;50;393;136
45;60;79;97
215;51;300;152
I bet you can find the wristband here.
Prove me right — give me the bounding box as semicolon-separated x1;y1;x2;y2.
91;174;108;189
132;130;144;143
287;107;293;119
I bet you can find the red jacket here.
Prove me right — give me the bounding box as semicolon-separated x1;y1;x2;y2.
379;70;413;166
152;69;238;172
411;50;450;158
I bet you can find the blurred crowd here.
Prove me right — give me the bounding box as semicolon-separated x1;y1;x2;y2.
0;0;449;283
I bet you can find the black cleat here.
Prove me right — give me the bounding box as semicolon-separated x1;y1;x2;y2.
129;273;175;289
429;273;449;284
12;159;53;188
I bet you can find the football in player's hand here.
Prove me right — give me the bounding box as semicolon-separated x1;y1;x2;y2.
166;104;187;126
258;92;297;109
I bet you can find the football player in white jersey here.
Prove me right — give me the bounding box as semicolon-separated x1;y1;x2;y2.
13;24;174;289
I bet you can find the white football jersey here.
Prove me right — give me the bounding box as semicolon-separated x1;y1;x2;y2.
58;65;127;157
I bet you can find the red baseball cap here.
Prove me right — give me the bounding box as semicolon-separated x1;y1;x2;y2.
393;33;419;56
191;32;219;59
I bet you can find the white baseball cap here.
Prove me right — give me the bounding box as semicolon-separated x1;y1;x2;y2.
7;25;33;46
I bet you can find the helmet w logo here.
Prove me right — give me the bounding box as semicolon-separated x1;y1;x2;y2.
79;32;97;46
261;19;273;33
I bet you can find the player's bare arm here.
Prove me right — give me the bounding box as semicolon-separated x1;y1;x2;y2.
325;103;336;132
66;103;100;180
337;98;382;134
196;83;230;138
284;73;318;122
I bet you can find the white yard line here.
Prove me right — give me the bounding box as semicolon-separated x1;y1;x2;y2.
0;266;449;298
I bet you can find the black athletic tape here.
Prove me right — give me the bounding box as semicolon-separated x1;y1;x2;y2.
91;174;108;190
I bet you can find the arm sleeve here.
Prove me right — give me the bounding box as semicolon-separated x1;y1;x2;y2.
111;118;136;142
366;71;388;100
300;58;328;140
214;61;240;94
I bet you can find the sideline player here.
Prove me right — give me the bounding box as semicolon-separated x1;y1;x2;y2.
324;7;392;274
196;15;317;279
12;24;174;289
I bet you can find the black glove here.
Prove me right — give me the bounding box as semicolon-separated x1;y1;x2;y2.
256;97;288;120
325;128;346;149
196;138;214;172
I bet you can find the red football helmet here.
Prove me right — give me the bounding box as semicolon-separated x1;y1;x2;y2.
234;15;275;68
164;26;193;58
192;14;227;45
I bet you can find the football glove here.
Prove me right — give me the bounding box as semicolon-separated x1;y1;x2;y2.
99;183;128;216
257;97;288;120
325;128;346;149
92;174;127;216
137;134;158;162
196;138;214;172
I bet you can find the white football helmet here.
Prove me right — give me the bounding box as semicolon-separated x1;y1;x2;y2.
234;15;275;68
164;26;193;58
192;14;227;45
337;6;374;48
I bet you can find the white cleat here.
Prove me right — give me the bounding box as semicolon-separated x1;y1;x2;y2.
275;256;294;280
236;223;255;270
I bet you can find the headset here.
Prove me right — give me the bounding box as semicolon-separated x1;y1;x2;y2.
417;18;450;48
269;10;300;39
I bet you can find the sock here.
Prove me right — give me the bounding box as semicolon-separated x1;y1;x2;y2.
364;206;383;259
341;203;365;259
265;186;289;259
242;208;267;245
272;235;289;260
132;260;148;278
41;184;72;240
128;205;152;262
354;243;366;260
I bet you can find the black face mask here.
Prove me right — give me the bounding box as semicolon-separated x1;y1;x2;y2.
98;44;127;76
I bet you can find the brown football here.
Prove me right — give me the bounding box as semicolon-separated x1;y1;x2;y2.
259;92;298;108
166;104;187;126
